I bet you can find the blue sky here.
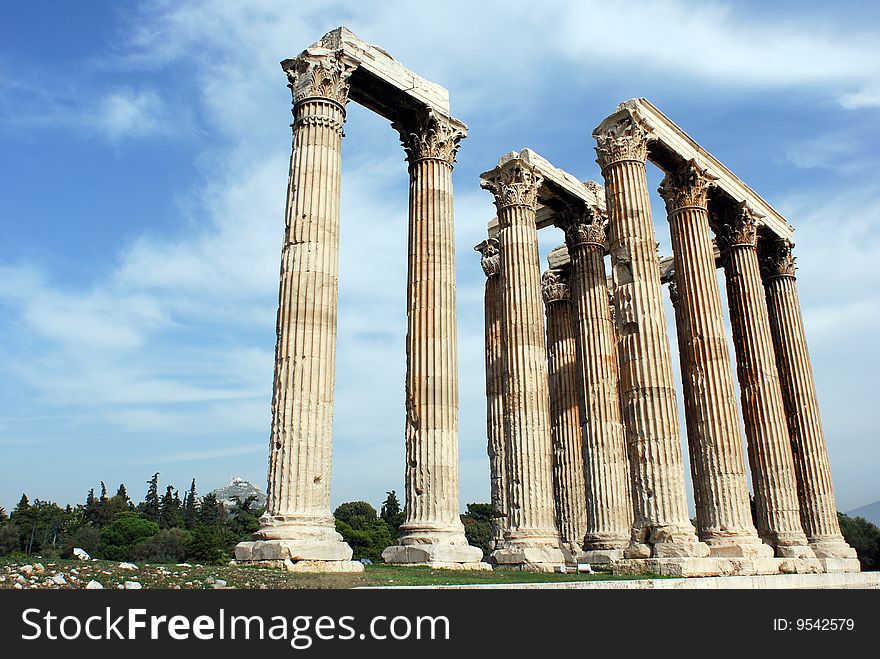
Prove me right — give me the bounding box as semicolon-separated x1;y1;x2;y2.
1;0;878;515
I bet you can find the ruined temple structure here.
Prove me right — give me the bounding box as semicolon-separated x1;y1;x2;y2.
477;100;858;575
238;26;856;577
235;27;486;571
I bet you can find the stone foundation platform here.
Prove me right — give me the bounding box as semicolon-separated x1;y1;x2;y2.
235;539;363;573
381;542;489;569
610;556;850;578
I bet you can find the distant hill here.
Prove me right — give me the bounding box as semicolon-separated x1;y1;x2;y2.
847;500;880;526
210;476;267;510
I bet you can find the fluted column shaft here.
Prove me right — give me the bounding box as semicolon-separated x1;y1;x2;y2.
481;160;564;567
561;208;632;552
762;239;855;559
476;240;507;545
594;118;703;558
256;55;354;555
719;210;813;557
659;161;767;557
383;110;483;567
542;270;588;552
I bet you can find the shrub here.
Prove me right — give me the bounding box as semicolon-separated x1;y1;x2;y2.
100;512;159;560
61;525;102;558
334;501;379;531
335;519;394;563
0;524;22;556
187;524;226;564
130;528;191;563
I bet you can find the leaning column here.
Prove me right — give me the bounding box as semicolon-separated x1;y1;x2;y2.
382;110;485;568
542;268;588;557
481;158;565;570
658;160;771;559
476;238;508;546
593;116;706;559
761;238;857;563
236;51;362;572
718;206;814;558
558;205;633;560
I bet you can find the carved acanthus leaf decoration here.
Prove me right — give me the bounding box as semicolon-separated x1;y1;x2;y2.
761;238;797;280
658;159;717;213
285;51;355;106
716;202;760;252
541;268;569;304
557;204;606;250
480;160;543;212
594;115;651;170
475;238;501;278
393;109;467;167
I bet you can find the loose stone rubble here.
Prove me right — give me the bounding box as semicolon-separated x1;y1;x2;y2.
239;26;857;577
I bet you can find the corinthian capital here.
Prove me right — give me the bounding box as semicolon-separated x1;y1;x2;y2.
475;238;501;277
716;202;760;252
394;109;467;167
557;204;606;251
283;51;356;107
593;115;651;170
480;159;543;213
658;159;717;214
541;268;569;304
760;237;797;280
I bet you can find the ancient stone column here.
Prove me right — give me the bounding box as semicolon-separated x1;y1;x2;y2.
481;159;565;569
476;238;508;546
558;205;632;560
717;205;815;558
236;51;362;571
382;110;484;567
593;117;706;559
658;159;771;559
761;238;857;561
542;268;588;556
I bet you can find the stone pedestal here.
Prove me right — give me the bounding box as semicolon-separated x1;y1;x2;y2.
593;116;706;559
481;158;565;570
659;160;771;560
542;268;588;556
762;238;857;561
383;109;485;568
558;205;633;555
476;239;508;547
718;205;814;559
236;51;360;572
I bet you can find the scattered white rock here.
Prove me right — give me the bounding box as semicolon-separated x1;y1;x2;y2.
85;580;104;590
0;575;6;583
13;583;23;590
73;548;91;561
118;562;138;571
176;563;192;568
124;581;143;590
212;579;227;588
20;565;34;576
33;563;45;574
577;563;594;574
117;584;124;589
51;573;67;586
554;565;568;574
205;576;216;585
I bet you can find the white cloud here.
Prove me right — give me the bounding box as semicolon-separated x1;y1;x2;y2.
93;88;170;140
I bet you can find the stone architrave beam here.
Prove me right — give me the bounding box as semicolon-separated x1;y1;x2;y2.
595;98;793;242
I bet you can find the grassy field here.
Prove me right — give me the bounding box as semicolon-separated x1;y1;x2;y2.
0;557;662;589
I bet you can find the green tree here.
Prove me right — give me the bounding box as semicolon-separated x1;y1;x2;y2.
335;518;394;563
838;513;880;571
460;503;494;558
333;501;378;531
100;512;160;561
61;525;102;558
380;491;405;538
159;486;183;529
131;528;191;563
0;524;21;555
183;479;198;529
141;473;161;522
11;498;74;556
188;524;226;563
198;492;224;527
116;483;129;500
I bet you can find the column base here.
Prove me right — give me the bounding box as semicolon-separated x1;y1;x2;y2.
490;536;567;571
577;549;625;564
816;557;861;573
809;538;858;559
235;558;365;573
703;534;776;559
774;542;817;559
383;524;487;568
625;540;711;559
235;514;358;571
